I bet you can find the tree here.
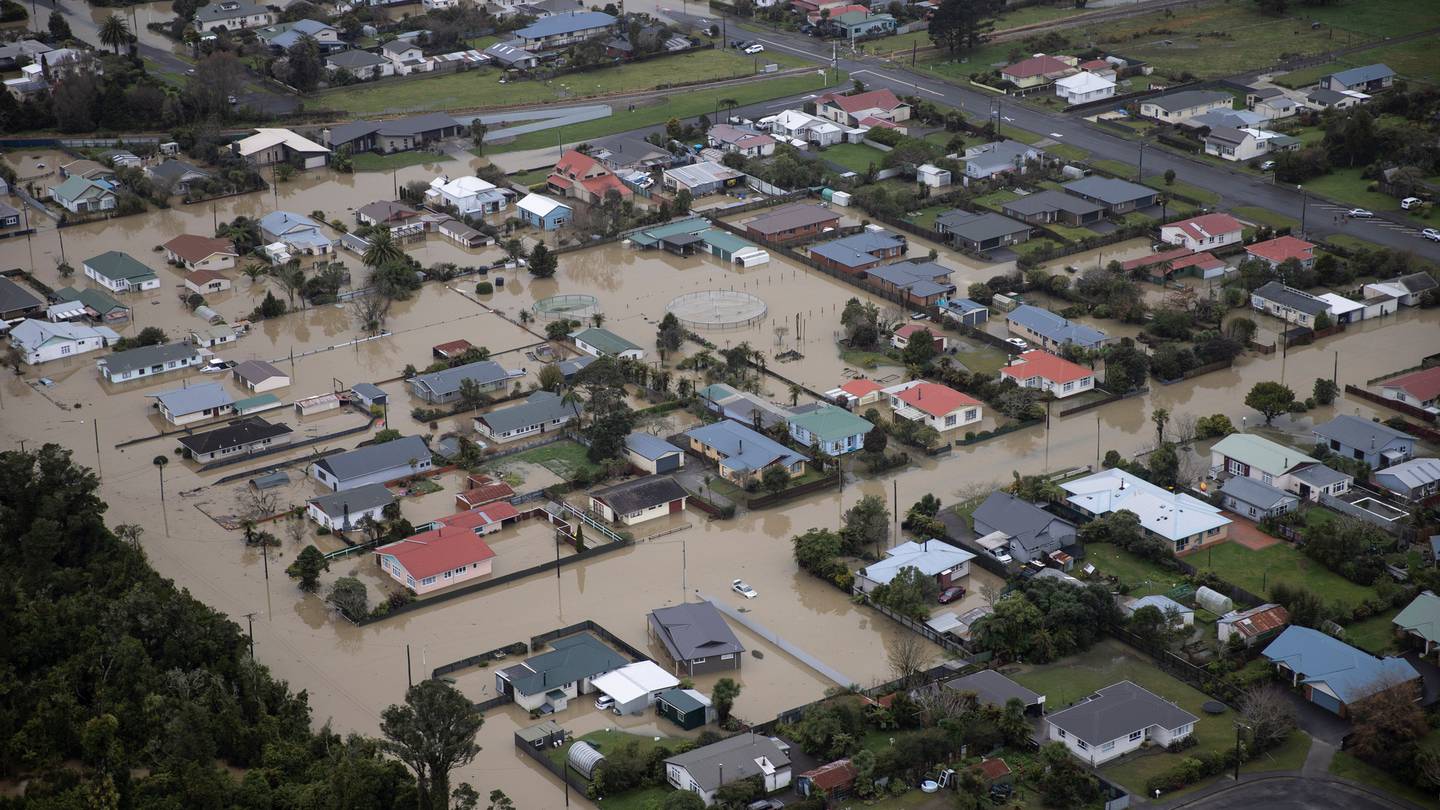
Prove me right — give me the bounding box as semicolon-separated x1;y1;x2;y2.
973;593;1044;662
1240;685;1297;753
886;628;934;688
469;120;488;153
1348;675;1427;763
760;464;790;496
48;10;71;40
1164;168;1176;185
712;677;741;724
363;229;404;269
327;576;369;621
928;0;999;56
862;426;888;455
1151;407;1170;446
673;188;693;215
99;14;130;54
873;565;940;619
839;494;889;555
538;364;565;392
1147;443;1180;488
380;679;484;810
528;243;557;278
793;528;845;577
1035;742;1101;808
1245;381;1296;425
456;378;488;412
660;790;707;810
1225;316;1258;344
900;328;937;366
656;312;684;353
1313;377;1338;405
286;544;328;591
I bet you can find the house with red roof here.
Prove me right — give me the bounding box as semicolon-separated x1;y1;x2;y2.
1079;58;1116;79
1001;349;1095;398
1245;235;1315;269
547;149;632;205
1159;213;1243;252
891;323;949;352
455;474;516;511
1000;54;1078;89
884;380;982;432
1121;246;1228;281
806;3;864;21
825;378;885;410
816;88;911;129
1380;366;1440;412
163;234;238;272
375;505;515;594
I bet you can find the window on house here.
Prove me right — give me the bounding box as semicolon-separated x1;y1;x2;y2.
946;414;957;426
1101;741;1115;752
1062;382;1074;392
1056;729;1066;738
1077;740;1089;750
1262;472;1273;484
421;576;436;586
1129;730;1143;741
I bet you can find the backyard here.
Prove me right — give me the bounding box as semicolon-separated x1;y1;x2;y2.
480;439;602;484
1189;540;1377;612
1143;176;1221;206
822;142;890;174
547;730;682;810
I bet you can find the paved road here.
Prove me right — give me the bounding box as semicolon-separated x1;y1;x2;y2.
660;10;1440;261
1168;776;1416;810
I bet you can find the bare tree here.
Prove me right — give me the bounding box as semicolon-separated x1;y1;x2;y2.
285;510;309;546
351;292;392;334
1347;674;1427;762
886;633;933;689
1173;413;1199;446
980;580;1006;608
1239;684;1297;753
238;486;280;521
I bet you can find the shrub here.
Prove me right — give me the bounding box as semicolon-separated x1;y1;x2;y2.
475;281;493;294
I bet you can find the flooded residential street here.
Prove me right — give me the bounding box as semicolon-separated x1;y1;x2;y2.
3;150;1439;807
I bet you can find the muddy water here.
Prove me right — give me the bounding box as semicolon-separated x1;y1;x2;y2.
4;164;1440;806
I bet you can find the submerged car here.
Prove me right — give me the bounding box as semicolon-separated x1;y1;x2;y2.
732;579;757;599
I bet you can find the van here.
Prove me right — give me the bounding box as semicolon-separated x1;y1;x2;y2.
1401;197;1424;210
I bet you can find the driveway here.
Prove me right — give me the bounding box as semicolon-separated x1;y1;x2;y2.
1278;689;1350;746
1403;651;1440;707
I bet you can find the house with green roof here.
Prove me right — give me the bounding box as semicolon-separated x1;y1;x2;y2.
570;326;644;360
54;286;130;323
1210;432;1352;502
47;175;116;215
628;218;770;267
788;404;873;455
82;251;161;293
1394;591;1440;659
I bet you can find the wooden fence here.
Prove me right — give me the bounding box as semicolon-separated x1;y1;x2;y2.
1344;385;1437;424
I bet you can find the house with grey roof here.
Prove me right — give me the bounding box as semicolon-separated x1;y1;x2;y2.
255;19;341;51
1306;87;1359;110
1045;681;1198;765
1219;475;1299;520
809;230;907;273
865;260;955;306
1001;189;1104;227
483;41;540;69
406;359;520;404
1250;280;1331;327
149;382;235;426
1325;63;1394;94
178;416;293;463
664;733;792;806
96;341;203;383
1139;89;1232;123
474;391;580;443
311;435;432;491
495;632;627;712
684;420;807;486
648;601;745;676
624;432;685;474
1375;458;1440;503
306;482;395;531
1006;304;1110;350
961;139;1045;180
1061;176;1158;214
232;359;291;393
1314;414;1415;469
194;0;275;33
933;210;1032;253
971;491;1076;565
146;160;212;195
323;113;464;154
944;669;1045;713
513;11;616;51
589;475;688;525
325;48;393;80
0;277;44;320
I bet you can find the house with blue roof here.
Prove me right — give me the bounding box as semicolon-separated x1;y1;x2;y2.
259;211;333;257
1325;63;1394;94
855;539;974;594
865;260;955;306
809;230;907;274
256;19;341;51
1261;625;1420;716
624;432;686;474
514;11;616;51
149;382;236;426
1006;304;1110;350
941;297;989;327
684;420;807;486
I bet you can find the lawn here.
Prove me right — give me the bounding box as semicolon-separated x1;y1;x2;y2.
908;204;950;230
1342;607;1400;654
822;142;890;173
1009;638;1237;792
350;151;447;172
1232;206;1300;230
999;123;1044;145
1322;234;1388;253
1274;61;1340;89
1324;37;1440;85
972;188;1022;210
1090;158;1138;179
1143;176;1221;206
481;439;601;481
1302;167;1401;212
1086;543;1186;598
1014;237;1065;259
1189;541;1377;612
1329;750;1439;808
1291;0;1440;39
509;167;552;187
1044;142;1091;163
840;348;900;370
1046;222;1100;242
547;730;682;810
953;339;1009;375
492;71;840;153
316;49;809;115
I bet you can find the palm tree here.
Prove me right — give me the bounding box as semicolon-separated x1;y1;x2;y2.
362;229;404;269
590;312;605;328
789;384;802;406
99;14;130;54
241;264;267;287
560;386;585;428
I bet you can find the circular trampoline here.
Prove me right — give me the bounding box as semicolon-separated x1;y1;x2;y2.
666;290;767;331
532;294;600;321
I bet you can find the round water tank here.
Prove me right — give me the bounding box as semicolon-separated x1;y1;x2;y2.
567;741;606;779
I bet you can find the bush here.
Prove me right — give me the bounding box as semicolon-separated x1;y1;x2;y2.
475;281;493;294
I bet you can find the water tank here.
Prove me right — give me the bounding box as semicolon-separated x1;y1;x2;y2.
830;190;852;207
820;187;834;201
567;741;606;779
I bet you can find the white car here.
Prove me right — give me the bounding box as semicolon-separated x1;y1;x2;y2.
732;579;757;599
1005;337;1028;350
1401;197;1424;210
1258;160;1276;171
1423;228;1440;243
1347;208;1374;218
595;695;615;711
743;43;765;54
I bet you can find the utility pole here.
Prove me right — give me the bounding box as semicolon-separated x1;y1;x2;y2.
1136;141;1147;182
892;479;898;545
406;644;413;689
1297;184;1307;238
93;419;101;480
1333;350;1338;385
243;612;257;662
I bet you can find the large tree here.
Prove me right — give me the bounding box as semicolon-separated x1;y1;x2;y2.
711;677;742;724
928;0;999;57
839;494;889;555
380;680;485;810
98;14;130;53
1245;381;1295;425
364;229;405;269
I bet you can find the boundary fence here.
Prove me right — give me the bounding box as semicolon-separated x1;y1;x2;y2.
1344;385;1437;424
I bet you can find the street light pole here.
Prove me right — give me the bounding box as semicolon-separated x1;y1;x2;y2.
1297;184;1307;237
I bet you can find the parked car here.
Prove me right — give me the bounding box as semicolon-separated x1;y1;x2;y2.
732;579;757;599
1258;160;1276;171
746;801;784;810
595;695;615;711
1005;337;1029;350
938;586;966;604
201;359;235;373
744;43;765;54
1423;228;1440;243
1401;197;1424;210
1347;208;1374;218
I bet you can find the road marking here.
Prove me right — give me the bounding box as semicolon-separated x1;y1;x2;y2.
852;69;945;96
756;37;821;58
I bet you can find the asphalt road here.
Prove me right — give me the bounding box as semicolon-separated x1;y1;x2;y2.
1172;777;1414;810
660;10;1440;260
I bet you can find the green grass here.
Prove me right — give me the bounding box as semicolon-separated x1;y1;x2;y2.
1086;543;1185;598
1091;158;1138;179
1342;607;1400;654
908;204;949;230
1189;541;1377;612
1303;167;1401;211
999;123;1044;144
1330;750;1440;808
492;72;841;153
1044;143;1090;163
315;49;810;115
482;439;601;481
1232;206;1300;230
1143;176;1221;206
1339;38;1440;85
972;188;1022;210
350;151;448;172
1010;638;1238;793
547;731;682;810
466;34;501;50
1243;730;1312;773
1014;237;1065;259
1290;0;1440;39
509;168;551;187
1323;234;1388;253
1046;222;1100;242
1275;62;1340;89
822;142;890;173
841;349;900;370
953;340;1009;375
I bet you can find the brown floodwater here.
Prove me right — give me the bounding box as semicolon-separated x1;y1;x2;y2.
3;159;1439;806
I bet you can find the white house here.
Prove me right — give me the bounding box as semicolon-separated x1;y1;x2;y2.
1054;71;1115;105
1210;433;1351;502
962;140;1045;181
999;349;1095;398
883;380;982;432
232;129;329;169
163;234;238;272
1160;213;1243;252
474;391;580;443
1250;281;1332;327
590;661;680;715
381;39;428;75
664;734;792;807
571;326;644;360
306;483;395;531
588;475;688;526
765;109;846;147
8;319;113;364
96;342;203;383
194;0;274;33
496;633;626;712
1062;468;1229;553
83;251;161;293
623;433;686;474
311;435;433;491
425;175;509;216
855;539;974;594
149;383;236;426
1204;126;1268;162
1046;681;1198;765
1139;90;1232;124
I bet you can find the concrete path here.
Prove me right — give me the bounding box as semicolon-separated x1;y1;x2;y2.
1303;739;1337;777
699;593;856;687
